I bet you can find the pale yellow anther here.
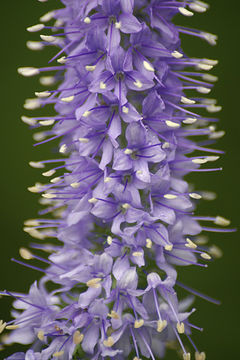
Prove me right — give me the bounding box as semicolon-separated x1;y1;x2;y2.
197;86;211;94
124;148;133;155
107;236;113;245
85;65;96;72
134;319;144;328
27;41;44;51
24;219;40;226
42;193;57;199
132;251;142;257
0;321;7;334
40;120;55;127
73;330;84;345
104;177;112;183
82;110;91;118
164;194;177;200
192;158;208;164
195;351;206;360
108;310;119;319
185;238;197;249
59;144;67;154
143;61;154;72
162;142;170;149
18;67;40;77
79;137;89;143
53;351;64;357
40;76;56;86
122;106;129;114
84;17;91;24
103;336;114;347
115;21;121;29
24;98;41;110
177;322;185;334
122;203;130;210
183;117;197;124
60;95;75;103
133;357;142;360
88;197;98;204
23;227;46;240
181;96;196;105
27;23;45;32
200;252;211;260
21;115;37;126
179;7;194;16
209;245;223;259
171;50;183;59
57;56;67;64
189;193;202;200
28;186;41;193
35;91;51;98
70;182;80;189
100;81;106;89
19;248;33;260
40;35;56;43
146;238;152;249
183;353;191;360
165;244;173;251
165;120;180;128
37;330;45;341
42;169;56;177
214;216;230;226
40;11;55;23
133;80;143;88
87;278;102;288
50;177;61;184
5;324;19;330
157;319;167;332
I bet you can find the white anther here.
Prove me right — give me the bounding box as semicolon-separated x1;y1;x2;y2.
181;96;196;105
60;95;75;103
157;320;167;333
24;219;40;226
57;56;67;64
183;117;197;124
189;192;202;199
192;158;208;164
132;251;142;257
209;245;223;259
42;193;56;199
165;120;180;128
201;32;218;45
24;98;41;110
83;110;91;118
18;67;40;77
21;116;37;126
146;238;152;248
84;17;91;24
133;79;143;88
104;177;112;183
73;330;84;345
164;194;177;199
164;244;173;251
100;81;106;89
5;325;19;330
133;358;142;360
53;351;64;358
33;132;47;141
185;238;197;249
134;319;144;328
79;137;89;143
70;182;80;189
179;7;194;16
107;236;113;245
209;130;225;139
171;50;183;59
39;120;55;126
40;34;56;42
59;144;67;154
136;170;142;175
50;177;61;184
189;3;207;13
197;86;211;94
88;197;98;204
108;310;119;319
200;252;211;260
27;24;45;32
23;228;46;240
35;91;51;98
29;161;45;169
122;203;130;210
143;60;154;72
196;63;213;71
201;191;217;201
28;183;42;192
37;330;45;341
206;156;220;162
195;351;206;360
183;353;191;360
206;104;222;113
87;278;102;288
202;74;218;82
122;106;129;114
19;248;33;260
26;41;44;51
160;143;169;151
85;65;96;72
103;336;114;347
177;322;185;334
214;216;230;226
115;21;121;29
124;148;133;155
40;76;56;86
0;321;7;334
203;58;218;66
40;11;55;23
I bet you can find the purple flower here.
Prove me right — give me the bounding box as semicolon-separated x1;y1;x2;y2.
2;1;235;360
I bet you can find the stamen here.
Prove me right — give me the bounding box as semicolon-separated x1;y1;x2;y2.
19;248;33;260
86;278;102;288
143;61;155;72
179;7;194;16
37;330;45;341
18;67;40;77
27;41;44;50
214;216;230;226
103;336;114;347
134;319;144;328
177;322;185;334
157;320;167;333
183;353;191;360
85;65;96;71
60;95;75;103
53;351;64;357
165;120;180;128
133;80;143;88
27;24;44;32
40;34;56;43
200;252;211;260
195;351;206;360
146;238;152;248
73;330;84;344
185;238;197;249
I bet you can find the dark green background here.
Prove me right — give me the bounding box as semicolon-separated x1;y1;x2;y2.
0;0;239;358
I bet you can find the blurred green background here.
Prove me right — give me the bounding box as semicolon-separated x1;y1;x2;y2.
0;0;239;358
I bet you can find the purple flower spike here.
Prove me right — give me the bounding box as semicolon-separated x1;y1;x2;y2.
3;1;235;359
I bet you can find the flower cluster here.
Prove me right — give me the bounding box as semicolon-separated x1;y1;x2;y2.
1;1;234;360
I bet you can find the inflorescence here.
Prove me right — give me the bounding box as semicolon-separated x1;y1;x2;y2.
1;1;235;359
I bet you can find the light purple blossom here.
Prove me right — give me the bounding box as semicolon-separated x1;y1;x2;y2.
1;1;235;359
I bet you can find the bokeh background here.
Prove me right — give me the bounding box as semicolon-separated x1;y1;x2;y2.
0;0;239;358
